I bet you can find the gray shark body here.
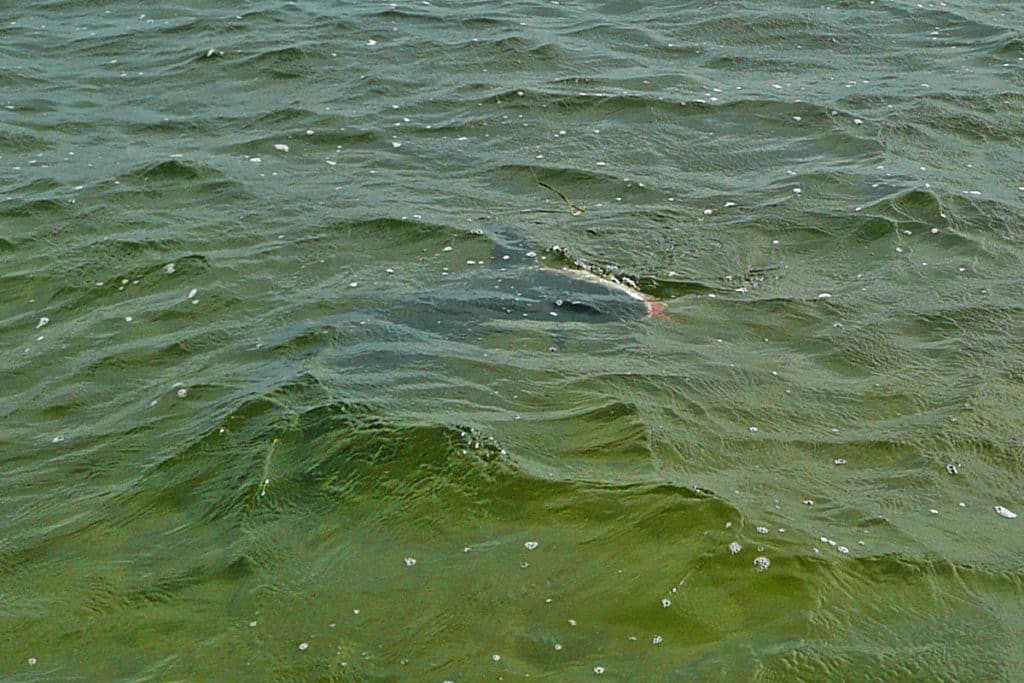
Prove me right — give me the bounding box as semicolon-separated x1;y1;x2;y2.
387;225;653;337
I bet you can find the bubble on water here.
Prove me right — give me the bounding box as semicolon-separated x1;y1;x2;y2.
661;598;671;608
803;499;814;506
176;388;188;398
554;643;562;651
274;143;289;152
524;541;539;550
298;642;309;651
249;620;257;627
349;282;358;288
568;619;578;626
492;654;501;662
833;458;847;465
994;506;1017;519
728;541;742;554
652;635;663;645
593;666;606;675
187;288;198;299
404;557;417;566
163;263;176;274
817;292;832;299
753;556;771;571
837;546;849;554
27;657;37;666
36;317;50;329
749;426;758;433
391;141;402;148
756;526;769;535
125;316;133;322
946;463;960;475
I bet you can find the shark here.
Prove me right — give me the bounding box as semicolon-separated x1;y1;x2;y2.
387;230;666;337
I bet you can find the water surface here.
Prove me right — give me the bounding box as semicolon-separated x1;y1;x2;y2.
2;0;1024;680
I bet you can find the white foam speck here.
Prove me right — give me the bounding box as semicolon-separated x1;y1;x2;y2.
163;263;176;274
176;388;188;398
403;557;417;566
298;642;309;651
274;143;289;152
367;39;377;46
349;282;358;288
125;316;133;322
524;541;539;550
593;666;606;675
187;288;198;299
391;141;402;148
753;556;771;571
728;541;742;554
249;157;261;163
36;317;50;329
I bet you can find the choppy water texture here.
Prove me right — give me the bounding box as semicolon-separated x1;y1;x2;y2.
2;0;1024;680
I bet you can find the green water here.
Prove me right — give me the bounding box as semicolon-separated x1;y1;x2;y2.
2;0;1024;680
